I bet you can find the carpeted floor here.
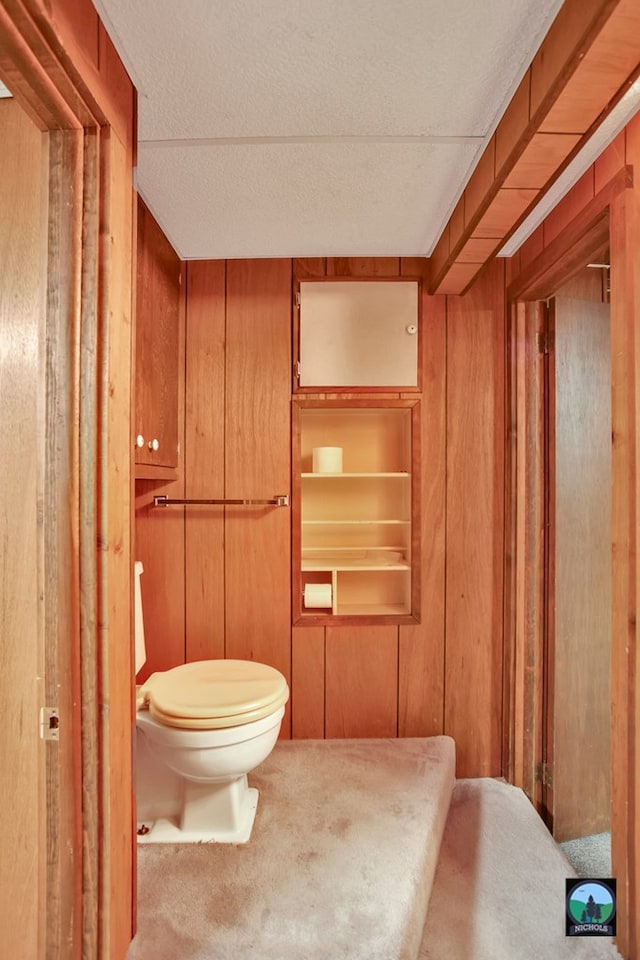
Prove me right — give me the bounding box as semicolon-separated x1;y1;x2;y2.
561;832;612;878
128;737;456;960
129;745;623;960
419;779;622;959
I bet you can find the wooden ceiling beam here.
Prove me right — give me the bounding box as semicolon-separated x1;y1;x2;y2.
429;0;640;295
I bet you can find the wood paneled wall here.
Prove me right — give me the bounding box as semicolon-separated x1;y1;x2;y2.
135;254;506;777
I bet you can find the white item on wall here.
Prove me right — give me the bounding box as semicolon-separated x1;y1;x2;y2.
312;446;343;473
134;561;147;675
304;583;333;609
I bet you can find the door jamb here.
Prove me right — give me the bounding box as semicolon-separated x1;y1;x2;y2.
0;7;133;958
505;170;637;958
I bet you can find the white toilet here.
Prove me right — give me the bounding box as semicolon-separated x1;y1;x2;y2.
134;563;289;844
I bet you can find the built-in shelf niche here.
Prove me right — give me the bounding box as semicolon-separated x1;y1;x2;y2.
293;400;421;624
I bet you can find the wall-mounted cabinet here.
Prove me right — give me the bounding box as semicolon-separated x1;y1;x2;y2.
294;279;420;391
293;400;420;623
135;199;182;479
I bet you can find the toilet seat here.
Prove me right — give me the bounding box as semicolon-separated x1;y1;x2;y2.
138;659;289;730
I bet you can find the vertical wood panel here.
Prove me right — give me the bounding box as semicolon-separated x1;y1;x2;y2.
45;124;83;960
185;260;226;662
510;302;546;804
134;480;185;679
550;297;611;841
99;125;135;960
610;187;637;960
292;627;325;738
629;180;640;960
445;260;505;777
325;626;398;737
225;259;292;734
399;293;446;736
0;96;46;960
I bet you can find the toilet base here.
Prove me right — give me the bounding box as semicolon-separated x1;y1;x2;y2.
137;777;259;844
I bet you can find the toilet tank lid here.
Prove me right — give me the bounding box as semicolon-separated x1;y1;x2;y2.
138;659;289;722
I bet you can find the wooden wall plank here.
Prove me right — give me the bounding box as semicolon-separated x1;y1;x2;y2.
464;140;496;230
503;133;581;190
134;483;185;679
435;262;481;295
494;73;531;179
444;260;505;777
44;123;84;960
610;186;638;960
594;130;626;194
325;626;398;737
528;0;617;123
398;294;446;737
472;188;539;239
49;0;99;68
0;96;46;960
293;257;326;280
185;260;226;662
292;627;325;738
326;257;400;276
543;169;595;246
400;257;430;281
224;259;292;735
518;225;545;272
99;125;135;960
539;0;640;134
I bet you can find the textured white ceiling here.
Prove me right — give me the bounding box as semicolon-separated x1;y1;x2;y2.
94;0;565;260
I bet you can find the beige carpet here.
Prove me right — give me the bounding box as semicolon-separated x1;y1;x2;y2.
128;737;456;960
561;832;612;878
419;779;622;959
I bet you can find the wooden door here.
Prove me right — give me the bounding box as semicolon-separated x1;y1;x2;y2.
0;98;47;959
546;295;611;841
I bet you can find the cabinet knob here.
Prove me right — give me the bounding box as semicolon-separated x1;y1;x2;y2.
148;438;159;452
135;435;145;449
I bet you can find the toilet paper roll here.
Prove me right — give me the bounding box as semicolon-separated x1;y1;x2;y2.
312;446;343;473
304;583;333;609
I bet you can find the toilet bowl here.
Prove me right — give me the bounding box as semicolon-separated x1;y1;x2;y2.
136;658;289;843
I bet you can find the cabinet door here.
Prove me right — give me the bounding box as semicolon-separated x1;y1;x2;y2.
293;400;420;624
135;200;181;472
296;280;420;390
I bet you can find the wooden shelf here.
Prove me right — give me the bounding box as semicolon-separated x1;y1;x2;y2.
302;548;409;571
335;603;411;616
302;472;410;478
302;519;410;525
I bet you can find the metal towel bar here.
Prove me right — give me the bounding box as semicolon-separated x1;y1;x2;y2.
153;494;289;508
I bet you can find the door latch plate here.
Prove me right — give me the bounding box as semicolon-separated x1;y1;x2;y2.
40;707;59;741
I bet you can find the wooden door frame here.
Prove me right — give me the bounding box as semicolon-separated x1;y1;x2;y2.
504;168;638;958
0;5;134;959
